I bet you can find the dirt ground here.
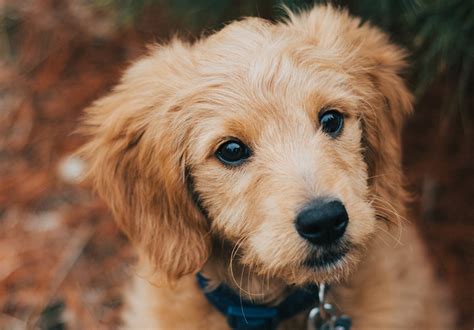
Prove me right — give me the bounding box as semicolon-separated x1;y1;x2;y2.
0;1;472;329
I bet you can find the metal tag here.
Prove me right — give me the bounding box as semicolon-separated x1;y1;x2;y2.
306;284;352;330
307;305;352;330
333;315;352;330
307;303;334;330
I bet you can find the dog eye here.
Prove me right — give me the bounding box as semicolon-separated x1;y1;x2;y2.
215;140;251;166
319;110;344;137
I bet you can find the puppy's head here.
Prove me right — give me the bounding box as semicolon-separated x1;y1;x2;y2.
79;6;412;285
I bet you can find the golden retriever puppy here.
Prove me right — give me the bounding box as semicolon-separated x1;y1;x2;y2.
79;5;454;329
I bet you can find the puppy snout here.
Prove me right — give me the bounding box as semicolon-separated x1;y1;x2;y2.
295;199;348;245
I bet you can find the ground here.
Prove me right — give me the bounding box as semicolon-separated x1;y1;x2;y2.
0;1;472;329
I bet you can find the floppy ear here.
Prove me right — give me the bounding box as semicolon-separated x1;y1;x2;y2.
78;41;210;281
355;23;414;219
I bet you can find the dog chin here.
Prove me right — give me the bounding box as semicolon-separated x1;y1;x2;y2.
303;243;350;269
249;240;359;286
292;240;361;284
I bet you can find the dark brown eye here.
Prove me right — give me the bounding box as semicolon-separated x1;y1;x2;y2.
215;139;251;166
319;110;344;137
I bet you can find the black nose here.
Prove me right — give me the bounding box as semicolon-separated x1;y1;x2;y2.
295;199;348;245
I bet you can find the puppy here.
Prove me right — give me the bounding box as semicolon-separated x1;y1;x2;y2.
79;5;454;329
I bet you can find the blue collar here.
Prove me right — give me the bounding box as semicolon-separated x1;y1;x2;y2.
196;273;319;330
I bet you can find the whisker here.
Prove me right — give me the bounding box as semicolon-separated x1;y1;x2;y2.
239;263;248;324
229;236;246;291
369;195;409;224
229;233;265;298
376;223;403;246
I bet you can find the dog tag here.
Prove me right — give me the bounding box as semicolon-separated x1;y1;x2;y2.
306;283;352;330
306;303;334;330
307;305;352;330
333;315;352;330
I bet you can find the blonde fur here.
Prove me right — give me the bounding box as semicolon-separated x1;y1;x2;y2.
79;5;454;329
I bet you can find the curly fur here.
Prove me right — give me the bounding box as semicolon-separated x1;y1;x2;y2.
78;5;454;329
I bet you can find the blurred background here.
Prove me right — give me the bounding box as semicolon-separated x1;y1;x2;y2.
0;0;472;329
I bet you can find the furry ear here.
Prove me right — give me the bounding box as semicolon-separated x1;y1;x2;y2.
354;21;414;220
359;42;413;173
78;41;210;281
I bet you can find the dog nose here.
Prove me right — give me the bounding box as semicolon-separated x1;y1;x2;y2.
295;199;348;245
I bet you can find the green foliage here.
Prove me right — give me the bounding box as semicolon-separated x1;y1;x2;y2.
0;5;20;61
348;0;473;115
91;0;157;25
411;0;473;114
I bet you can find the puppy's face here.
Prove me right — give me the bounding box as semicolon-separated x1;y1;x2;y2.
80;6;412;285
186;30;375;285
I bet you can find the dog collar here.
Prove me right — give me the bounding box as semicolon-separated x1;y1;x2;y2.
196;273;319;330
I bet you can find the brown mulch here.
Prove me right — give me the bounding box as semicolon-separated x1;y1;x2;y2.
0;1;472;329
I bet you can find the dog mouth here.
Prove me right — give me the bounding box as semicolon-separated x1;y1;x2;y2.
302;242;350;269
